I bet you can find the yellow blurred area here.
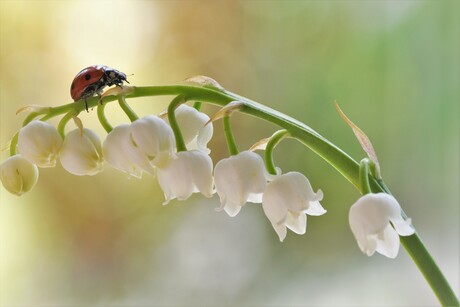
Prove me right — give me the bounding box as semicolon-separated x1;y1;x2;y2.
0;1;458;305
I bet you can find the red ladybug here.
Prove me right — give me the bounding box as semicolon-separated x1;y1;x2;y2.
70;65;129;111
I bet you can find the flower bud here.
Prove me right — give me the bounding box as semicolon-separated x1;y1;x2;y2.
0;154;39;196
17;121;62;168
157;150;214;205
59;128;103;176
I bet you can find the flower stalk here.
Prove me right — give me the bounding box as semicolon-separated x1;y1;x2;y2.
223;115;238;156
5;84;459;306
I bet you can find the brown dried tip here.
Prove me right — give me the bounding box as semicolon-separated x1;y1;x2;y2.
206;101;244;126
249;137;270;151
335;101;381;178
16;105;49;115
184;75;224;90
100;85;135;100
72;115;84;136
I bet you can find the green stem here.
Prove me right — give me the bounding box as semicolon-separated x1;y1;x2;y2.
9;131;19;156
193;101;202;111
359;158;372;194
265;130;290;175
57;112;75;139
168;95;187;152
118;96;139;122
97;103;113;133
223;115;238;156
11;84;457;305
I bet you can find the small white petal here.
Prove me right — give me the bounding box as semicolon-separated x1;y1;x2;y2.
285;211;307;235
60;129;103;176
375;224;400;259
273;222;287;242
0;154;39;196
17;121;62;168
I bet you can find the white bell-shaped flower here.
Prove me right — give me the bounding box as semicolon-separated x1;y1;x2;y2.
0;154;39;196
349;193;415;258
157;150;214;205
102;124;143;178
17;121;63;168
129;115;176;170
214;151;268;217
165;104;213;153
59;128;103;176
262;171;326;242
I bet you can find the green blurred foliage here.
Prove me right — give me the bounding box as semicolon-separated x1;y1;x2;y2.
0;1;458;306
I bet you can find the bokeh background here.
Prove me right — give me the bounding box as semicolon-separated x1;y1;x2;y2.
0;1;458;306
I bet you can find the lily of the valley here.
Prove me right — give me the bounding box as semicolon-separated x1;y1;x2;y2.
157;150;214;205
17;120;63;167
59;128;103;176
129;115;176;170
349;193;415;258
214;151;268;217
102;124;144;178
165;104;213;153
262;171;326;242
0;154;39;196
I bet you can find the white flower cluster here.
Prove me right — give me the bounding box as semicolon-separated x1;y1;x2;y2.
0;104;414;253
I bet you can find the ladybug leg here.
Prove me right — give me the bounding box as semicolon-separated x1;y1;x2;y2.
84;98;89;112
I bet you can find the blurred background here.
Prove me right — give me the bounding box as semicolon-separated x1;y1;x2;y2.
0;1;458;306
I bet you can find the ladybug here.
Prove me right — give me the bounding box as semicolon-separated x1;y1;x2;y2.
70;65;129;111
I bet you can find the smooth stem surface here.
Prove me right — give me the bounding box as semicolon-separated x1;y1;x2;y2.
167;95;187;152
97;103;112;133
118;96;139;122
265;130;289;175
359;158;372;194
223;115;238;156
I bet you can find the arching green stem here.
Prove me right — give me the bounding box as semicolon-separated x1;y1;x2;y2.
23;112;40;126
223;115;239;156
193;101;202;111
97;103;113;133
265;130;290;175
168;95;187;152
359;158;372;194
9;131;19;156
57;111;75;139
118;96;139;122
9;84;458;305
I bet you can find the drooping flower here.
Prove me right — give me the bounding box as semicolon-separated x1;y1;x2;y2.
165;104;213;153
262;171;326;242
0;154;39;196
214;151;268;217
157;150;214;205
349;193;415;258
59;128;103;176
129;115;176;170
102;124;143;178
17;121;63;167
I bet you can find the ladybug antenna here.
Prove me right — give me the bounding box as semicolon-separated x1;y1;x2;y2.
125;73;134;84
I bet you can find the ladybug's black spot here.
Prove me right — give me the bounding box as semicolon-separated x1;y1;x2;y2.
85;73;91;80
71;81;75;89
